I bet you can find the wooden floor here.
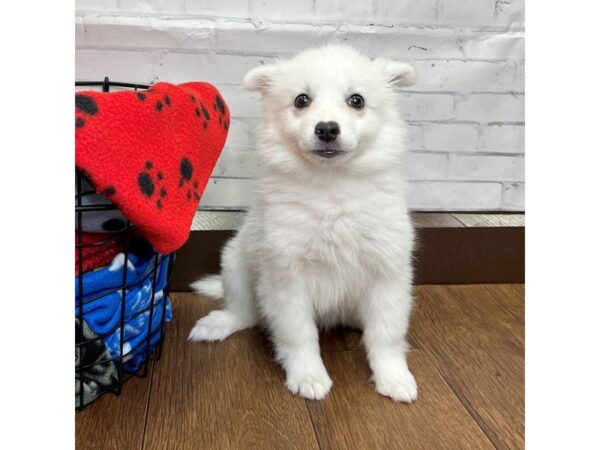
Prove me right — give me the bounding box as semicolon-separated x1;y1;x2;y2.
76;284;524;450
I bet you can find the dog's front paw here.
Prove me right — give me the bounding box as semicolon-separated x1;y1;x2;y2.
188;310;241;342
285;360;333;400
285;367;333;400
373;367;418;403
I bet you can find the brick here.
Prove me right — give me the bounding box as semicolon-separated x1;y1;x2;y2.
409;181;503;210
76;49;159;83
217;23;469;60
412;60;522;92
354;27;466;60
492;0;525;28
157;53;276;85
225;118;258;148
75;0;119;13
461;31;525;60
399;93;454;121
213;147;259;178
76;16;524;64
447;155;524;181
116;0;187;15
215;85;261;118
437;0;524;28
184;0;249;17
421;123;479;152
215;21;331;56
373;0;437;24
478;124;524;153
76;17;217;51
200;178;257;209
454;93;524;122
501;182;525;210
407;124;425;149
249;0;314;20
405;152;448;180
315;0;375;22
74;15;525;61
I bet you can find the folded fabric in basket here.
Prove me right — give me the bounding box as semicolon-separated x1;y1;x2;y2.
75;232;126;276
75;174;129;234
75;318;119;408
75;81;230;254
75;244;173;373
105;286;170;373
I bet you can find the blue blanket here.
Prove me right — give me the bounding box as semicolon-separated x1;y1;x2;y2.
75;243;172;373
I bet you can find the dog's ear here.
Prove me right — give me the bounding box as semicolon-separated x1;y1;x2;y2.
243;64;276;92
376;59;417;88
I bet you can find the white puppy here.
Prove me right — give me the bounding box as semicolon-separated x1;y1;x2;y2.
189;44;418;402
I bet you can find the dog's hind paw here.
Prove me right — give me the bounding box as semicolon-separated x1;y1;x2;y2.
188;310;241;342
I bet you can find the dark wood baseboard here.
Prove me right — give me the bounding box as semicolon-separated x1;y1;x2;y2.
171;230;234;291
169;212;524;290
413;226;524;284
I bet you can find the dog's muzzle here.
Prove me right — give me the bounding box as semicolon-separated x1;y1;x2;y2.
311;149;344;158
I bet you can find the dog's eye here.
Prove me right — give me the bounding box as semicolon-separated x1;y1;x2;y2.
348;94;365;109
294;94;311;109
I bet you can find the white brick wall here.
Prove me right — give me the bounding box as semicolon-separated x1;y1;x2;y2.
76;0;525;211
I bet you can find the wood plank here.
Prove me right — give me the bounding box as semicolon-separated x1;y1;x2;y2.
319;328;350;352
483;284;525;324
411;213;465;228
307;350;494;449
451;213;524;228
191;211;468;231
410;285;524;449
190;211;525;231
341;329;364;351
143;293;319;450
76;364;154;450
321;327;420;353
192;210;245;231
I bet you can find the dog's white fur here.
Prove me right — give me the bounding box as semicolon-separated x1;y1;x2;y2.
189;44;418;402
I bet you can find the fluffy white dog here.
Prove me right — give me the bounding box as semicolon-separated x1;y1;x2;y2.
189;44;418;402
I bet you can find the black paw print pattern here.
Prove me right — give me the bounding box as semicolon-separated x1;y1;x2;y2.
77;168;117;199
212;94;229;131
102;185;117;198
137;160;168;210
136;89;172;114
75;94;99;130
155;93;172;112
189;94;211;130
178;157;200;201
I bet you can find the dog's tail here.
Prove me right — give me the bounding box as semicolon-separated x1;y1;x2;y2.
190;274;224;300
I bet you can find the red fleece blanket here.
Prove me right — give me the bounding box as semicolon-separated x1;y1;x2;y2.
75;232;125;276
75;82;230;254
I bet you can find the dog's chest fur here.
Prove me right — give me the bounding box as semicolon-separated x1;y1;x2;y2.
248;171;413;326
258;172;413;286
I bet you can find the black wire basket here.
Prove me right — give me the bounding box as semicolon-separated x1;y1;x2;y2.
75;78;174;410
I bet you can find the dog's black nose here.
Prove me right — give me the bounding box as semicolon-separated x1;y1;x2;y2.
315;121;340;142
